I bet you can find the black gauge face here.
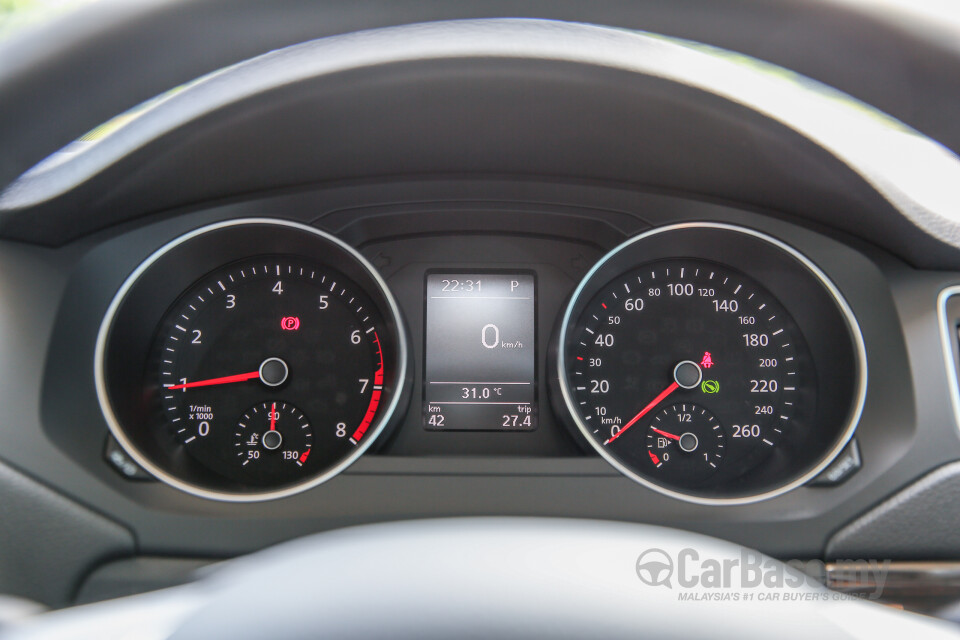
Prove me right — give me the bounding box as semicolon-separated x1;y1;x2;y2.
98;220;407;502
234;401;313;479
568;259;815;497
557;224;865;504
646;403;725;484
150;256;386;490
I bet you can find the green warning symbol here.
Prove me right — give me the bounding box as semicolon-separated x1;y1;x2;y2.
701;380;720;394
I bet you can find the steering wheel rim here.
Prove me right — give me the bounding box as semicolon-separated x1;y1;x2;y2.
2;0;960;193
5;518;959;639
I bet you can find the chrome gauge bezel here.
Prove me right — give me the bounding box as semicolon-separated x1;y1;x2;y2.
95;218;409;502
556;222;867;505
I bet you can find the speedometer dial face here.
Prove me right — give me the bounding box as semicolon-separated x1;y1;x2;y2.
556;223;866;504
569;259;813;495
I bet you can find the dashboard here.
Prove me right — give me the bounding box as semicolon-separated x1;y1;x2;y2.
5;179;937;600
3;6;960;621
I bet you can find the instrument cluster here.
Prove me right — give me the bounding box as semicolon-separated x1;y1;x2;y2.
96;219;866;504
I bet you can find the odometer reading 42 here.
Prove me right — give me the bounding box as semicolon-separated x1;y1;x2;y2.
568;258;816;498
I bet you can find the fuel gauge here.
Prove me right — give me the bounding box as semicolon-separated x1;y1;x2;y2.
645;403;725;483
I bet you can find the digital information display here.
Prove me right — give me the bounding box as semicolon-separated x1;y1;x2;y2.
423;273;537;431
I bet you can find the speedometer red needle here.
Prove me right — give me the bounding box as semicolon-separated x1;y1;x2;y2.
650;427;681;441
166;371;260;390
604;381;680;445
270;402;277;431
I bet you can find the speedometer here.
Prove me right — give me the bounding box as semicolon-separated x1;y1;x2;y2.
555;223;866;504
571;258;810;490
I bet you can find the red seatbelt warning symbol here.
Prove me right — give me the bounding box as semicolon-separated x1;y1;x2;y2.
280;316;300;331
700;351;714;368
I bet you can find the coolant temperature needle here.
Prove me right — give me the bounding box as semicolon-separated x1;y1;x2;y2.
270;402;277;431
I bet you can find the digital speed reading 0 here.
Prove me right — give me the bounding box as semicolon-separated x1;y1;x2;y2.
423;273;537;431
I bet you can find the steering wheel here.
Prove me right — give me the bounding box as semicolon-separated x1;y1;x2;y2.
7;518;956;640
3;0;960;192
4;518;958;639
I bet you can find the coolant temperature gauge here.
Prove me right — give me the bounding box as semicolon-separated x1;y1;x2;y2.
235;401;313;481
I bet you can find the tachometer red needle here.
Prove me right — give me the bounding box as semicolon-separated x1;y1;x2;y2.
650;427;681;441
270;402;277;431
605;381;680;445
165;371;260;390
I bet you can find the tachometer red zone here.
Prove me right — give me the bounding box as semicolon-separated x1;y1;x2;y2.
351;331;385;444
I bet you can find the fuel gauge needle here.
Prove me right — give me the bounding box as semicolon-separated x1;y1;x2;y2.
650;427;681;441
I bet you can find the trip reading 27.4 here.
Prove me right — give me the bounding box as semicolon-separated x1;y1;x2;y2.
423;273;537;431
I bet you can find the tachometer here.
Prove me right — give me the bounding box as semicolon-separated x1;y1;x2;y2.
96;219;408;501
153;255;386;488
555;223;865;504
